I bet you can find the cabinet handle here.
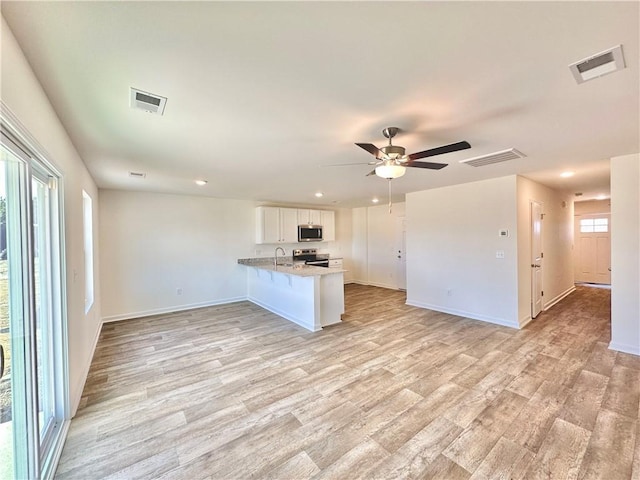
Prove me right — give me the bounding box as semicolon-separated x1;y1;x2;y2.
0;345;4;380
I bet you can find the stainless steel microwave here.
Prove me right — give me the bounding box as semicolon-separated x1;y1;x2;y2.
298;225;323;242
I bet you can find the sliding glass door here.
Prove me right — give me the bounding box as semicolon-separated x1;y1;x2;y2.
0;126;67;479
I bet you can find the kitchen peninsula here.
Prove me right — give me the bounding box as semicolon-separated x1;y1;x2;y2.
237;258;345;332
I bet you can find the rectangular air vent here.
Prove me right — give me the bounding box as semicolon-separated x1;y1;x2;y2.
130;88;167;115
459;148;526;167
569;45;625;84
128;171;146;178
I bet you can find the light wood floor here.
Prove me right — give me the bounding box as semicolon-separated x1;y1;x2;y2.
56;285;640;479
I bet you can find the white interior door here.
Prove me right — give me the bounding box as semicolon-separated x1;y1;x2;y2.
395;216;406;290
575;214;611;284
531;201;543;319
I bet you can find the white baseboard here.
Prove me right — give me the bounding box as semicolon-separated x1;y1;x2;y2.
367;280;400;290
70;320;103;416
101;296;246;323
609;341;640;356
349;280;402;290
406;298;520;329
544;285;576;311
519;315;533;328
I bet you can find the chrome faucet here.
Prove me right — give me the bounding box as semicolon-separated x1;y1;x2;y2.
274;247;286;267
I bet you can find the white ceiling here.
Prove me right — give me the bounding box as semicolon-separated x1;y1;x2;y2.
2;1;638;207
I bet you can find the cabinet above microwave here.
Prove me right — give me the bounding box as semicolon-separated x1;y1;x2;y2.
255;207;335;244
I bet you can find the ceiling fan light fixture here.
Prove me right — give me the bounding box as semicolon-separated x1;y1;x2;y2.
375;164;406;179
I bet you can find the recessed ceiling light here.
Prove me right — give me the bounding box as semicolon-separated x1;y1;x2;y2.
195;179;208;186
315;192;324;198
372;197;379;204
560;171;575;178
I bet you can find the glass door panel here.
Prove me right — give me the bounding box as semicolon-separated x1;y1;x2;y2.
0;142;32;480
0;153;14;480
0;125;66;479
32;175;55;446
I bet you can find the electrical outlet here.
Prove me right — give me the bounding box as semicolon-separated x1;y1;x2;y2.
176;288;183;295
496;250;505;259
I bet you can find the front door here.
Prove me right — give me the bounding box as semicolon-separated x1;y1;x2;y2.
531;201;543;319
575;214;611;284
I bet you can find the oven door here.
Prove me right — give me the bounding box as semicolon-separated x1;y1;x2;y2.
305;260;329;268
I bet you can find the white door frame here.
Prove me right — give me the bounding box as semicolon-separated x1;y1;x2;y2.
531;200;543;319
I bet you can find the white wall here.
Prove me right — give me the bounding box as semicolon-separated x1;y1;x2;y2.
610;153;640;355
1;16;101;414
351;207;369;283
406;177;519;327
516;176;575;324
99;190;255;320
351;203;405;289
574;199;610;215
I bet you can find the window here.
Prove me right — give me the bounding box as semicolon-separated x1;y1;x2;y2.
0;122;68;479
580;218;609;233
82;191;94;314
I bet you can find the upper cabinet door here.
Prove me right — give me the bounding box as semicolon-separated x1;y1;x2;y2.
309;209;322;225
297;209;322;225
297;209;311;225
321;210;335;241
256;206;280;244
280;208;299;243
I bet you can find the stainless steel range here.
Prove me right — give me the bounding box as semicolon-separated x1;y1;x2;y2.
292;248;329;268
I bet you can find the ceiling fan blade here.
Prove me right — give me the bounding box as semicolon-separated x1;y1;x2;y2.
355;143;383;158
406;161;448;170
366;169;377;176
407;141;471;160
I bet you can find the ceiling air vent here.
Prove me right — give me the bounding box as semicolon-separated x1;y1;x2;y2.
130;88;167;115
459;148;526;167
569;45;625;84
128;171;146;179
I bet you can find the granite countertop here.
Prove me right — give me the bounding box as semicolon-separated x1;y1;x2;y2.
237;258;346;277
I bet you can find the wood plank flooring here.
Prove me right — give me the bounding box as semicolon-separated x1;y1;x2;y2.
56;285;640;479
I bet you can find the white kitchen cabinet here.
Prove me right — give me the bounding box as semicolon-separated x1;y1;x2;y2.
280;208;299;243
321;210;336;241
297;209;322;225
256;206;298;244
329;258;343;269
